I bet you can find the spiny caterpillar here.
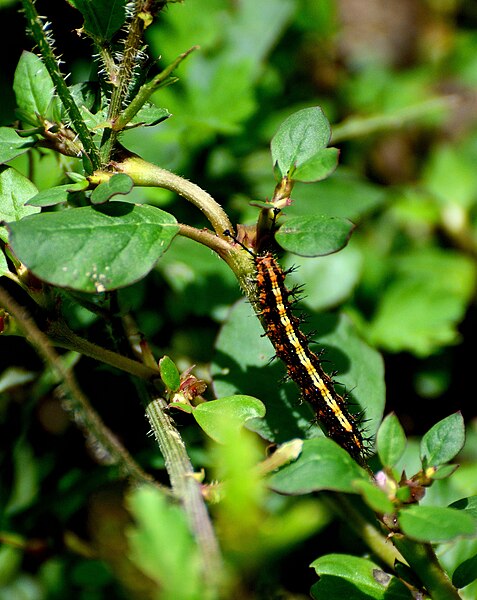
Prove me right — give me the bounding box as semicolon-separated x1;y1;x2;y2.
255;252;367;465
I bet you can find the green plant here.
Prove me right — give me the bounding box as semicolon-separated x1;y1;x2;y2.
1;1;477;599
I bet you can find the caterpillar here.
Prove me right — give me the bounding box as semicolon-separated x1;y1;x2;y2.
255;252;367;465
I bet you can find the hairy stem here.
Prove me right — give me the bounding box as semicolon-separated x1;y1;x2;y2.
21;0;101;172
392;536;462;600
326;493;404;571
93;155;234;236
100;0;165;164
0;287;157;486
141;389;223;589
113;46;199;132
46;319;160;380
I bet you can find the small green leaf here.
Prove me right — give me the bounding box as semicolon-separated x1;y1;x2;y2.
0;128;36;164
452;553;477;589
398;505;476;542
0;166;39;242
292;147;339;182
68;0;128;41
377;413;407;468
5;440;39;516
450;496;477;521
275;215;354;257
13;52;55;124
129;104;171;128
7;202;178;292
310;554;412;600
193;395;265;444
27;180;89;207
126;485;202;599
159;356;180;392
271;107;335;179
268;438;368;495
353;479;395;514
0;249;9;277
420;412;465;466
90;174;134;205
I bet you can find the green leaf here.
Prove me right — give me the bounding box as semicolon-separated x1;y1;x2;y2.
283;245;362;311
292;147;339;182
68;0;127;41
7;202;178;292
5;440;39;516
353;479;395;514
90;173;134;205
129;104;171;128
13;51;55;125
268;438;368;495
452;553;477;589
369;249;476;356
126;485;203;600
275;215;354;257
0;128;36;164
26;180;90;207
450;496;477;521
310;554;412;600
0;166;39;242
423;143;477;209
271;107;335;179
159;356;180;392
377;413;407;468
193;395;265;444
0;249;9;278
398;505;476;542
420;412;465;466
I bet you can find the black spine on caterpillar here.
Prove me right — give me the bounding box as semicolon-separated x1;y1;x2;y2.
255;252;367;465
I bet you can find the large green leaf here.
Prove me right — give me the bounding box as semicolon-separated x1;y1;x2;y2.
310;554;412;600
7;202;178;292
268;438;368;495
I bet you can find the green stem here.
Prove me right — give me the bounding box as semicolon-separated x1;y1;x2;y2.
113;46;199;132
45;319;160;381
326;493;404;571
331;96;455;144
142;390;223;590
392;536;462;600
105;155;235;236
100;1;165;164
0;287;157;486
21;0;101;172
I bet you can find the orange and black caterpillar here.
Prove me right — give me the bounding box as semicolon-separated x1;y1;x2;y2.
255;252;367;465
